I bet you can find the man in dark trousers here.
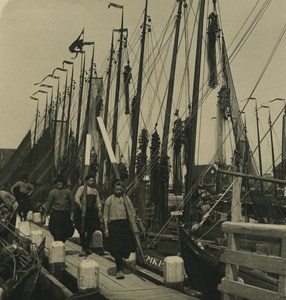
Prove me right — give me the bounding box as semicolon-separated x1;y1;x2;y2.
74;174;102;257
103;179;136;279
45;175;75;243
11;174;34;221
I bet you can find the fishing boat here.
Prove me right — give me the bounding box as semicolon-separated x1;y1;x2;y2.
168;0;286;297
0;0;285;298
0;198;45;300
115;0;286;297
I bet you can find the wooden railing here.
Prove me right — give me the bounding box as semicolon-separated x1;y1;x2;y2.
218;221;286;300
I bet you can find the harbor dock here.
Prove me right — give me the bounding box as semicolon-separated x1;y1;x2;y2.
30;223;197;299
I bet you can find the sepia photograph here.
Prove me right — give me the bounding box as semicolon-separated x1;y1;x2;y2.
0;0;286;299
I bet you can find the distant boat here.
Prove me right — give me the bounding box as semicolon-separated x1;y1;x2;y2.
174;0;286;296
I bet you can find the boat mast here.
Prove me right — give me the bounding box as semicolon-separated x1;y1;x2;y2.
98;32;115;189
282;106;286;180
215;87;228;193
32;90;48;133
110;7;125;180
158;0;184;224
33;99;39;145
184;0;206;224
255;100;264;190
129;0;149;187
43;92;48;131
268;108;277;195
40;84;53;129
63;60;74;147
53;77;60;141
83;43;97;180
83;42;95;135
75;52;86;145
54;77;61;174
57;68;68;160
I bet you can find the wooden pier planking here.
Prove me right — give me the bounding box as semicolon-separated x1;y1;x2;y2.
30;223;195;299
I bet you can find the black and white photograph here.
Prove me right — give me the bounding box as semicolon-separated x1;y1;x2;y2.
0;0;286;299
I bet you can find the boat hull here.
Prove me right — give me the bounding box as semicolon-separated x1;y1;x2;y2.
178;224;278;300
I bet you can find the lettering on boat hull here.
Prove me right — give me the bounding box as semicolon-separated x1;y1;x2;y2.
144;255;164;268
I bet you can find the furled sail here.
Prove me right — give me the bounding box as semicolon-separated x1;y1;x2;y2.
220;37;258;175
0;131;32;186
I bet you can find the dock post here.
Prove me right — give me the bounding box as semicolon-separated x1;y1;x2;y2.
163;256;184;292
77;259;99;294
15;218;20;236
26;211;34;221
19;221;31;237
30;229;44;252
125;252;136;272
49;241;65;280
90;230;104;255
33;212;42;225
18;221;31;250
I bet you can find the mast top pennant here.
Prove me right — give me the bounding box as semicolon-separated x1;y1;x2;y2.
108;2;123;9
69;29;84;59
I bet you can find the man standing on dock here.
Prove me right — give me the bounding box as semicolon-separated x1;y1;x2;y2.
74;174;102;257
103;179;136;280
45;175;75;243
10;174;34;221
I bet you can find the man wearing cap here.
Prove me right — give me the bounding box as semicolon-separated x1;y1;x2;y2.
11;174;34;221
46;175;75;243
74;174;102;256
103;179;136;279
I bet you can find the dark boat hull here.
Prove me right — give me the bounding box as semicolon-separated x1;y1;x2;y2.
136;237;179;275
179;224;278;300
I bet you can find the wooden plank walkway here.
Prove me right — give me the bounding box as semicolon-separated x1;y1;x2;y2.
30;223;196;299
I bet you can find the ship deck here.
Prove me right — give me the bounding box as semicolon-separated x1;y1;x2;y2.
30;223;196;299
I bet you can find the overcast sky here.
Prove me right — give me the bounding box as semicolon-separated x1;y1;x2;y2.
0;0;285;170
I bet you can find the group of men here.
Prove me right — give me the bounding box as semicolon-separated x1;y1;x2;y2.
0;173;138;280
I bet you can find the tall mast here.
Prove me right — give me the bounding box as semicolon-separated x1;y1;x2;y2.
33;99;39;145
99;32;115;189
129;0;149;186
58;68;68;159
53;77;60;141
255;100;263;190
32;90;48;132
110;7;125;179
63;60;74;147
44;93;48;131
53;77;60;174
215;88;227;193
159;0;184;223
268;108;277;195
184;0;206;224
40;84;53;129
282;106;286;180
83;43;95;135
75;52;86;145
